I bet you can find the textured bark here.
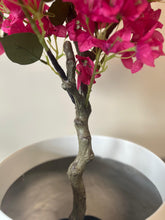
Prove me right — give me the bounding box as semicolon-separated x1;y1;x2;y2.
63;41;94;220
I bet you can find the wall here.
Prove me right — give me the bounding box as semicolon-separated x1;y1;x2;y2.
0;3;165;159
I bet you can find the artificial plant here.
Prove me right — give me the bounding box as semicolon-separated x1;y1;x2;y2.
0;0;164;219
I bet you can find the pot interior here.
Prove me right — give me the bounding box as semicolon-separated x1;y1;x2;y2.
1;156;162;220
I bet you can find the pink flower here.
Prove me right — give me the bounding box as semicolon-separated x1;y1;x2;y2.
63;0;120;24
121;6;164;73
93;28;134;54
76;55;100;89
65;0;151;54
0;12;4;55
3;0;25;19
51;25;66;38
0;42;4;55
77;32;96;52
1;0;25;34
66;18;81;41
26;17;67;37
91;0;123;23
2;17;27;34
122;30;164;73
121;53;143;73
121;0;148;21
1;0;32;34
66;16;96;51
1;0;66;37
63;0;100;15
124;6;163;41
64;0;149;23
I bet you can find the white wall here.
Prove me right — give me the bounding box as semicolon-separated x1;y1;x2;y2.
0;3;165;160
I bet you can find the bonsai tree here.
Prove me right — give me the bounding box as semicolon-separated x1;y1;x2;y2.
0;0;164;219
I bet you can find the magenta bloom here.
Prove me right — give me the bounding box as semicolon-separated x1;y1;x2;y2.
0;12;4;55
66;15;96;51
65;0;151;54
2;18;28;34
76;55;100;89
26;17;67;37
1;0;25;34
64;0;148;23
91;0;123;23
0;42;4;55
122;30;164;73
121;0;148;21
93;28;134;54
63;0;101;16
0;0;164;74
1;0;66;37
121;6;164;73
3;0;25;19
63;0;120;25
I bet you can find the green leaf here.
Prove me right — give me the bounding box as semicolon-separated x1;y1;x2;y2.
0;33;43;65
48;0;71;26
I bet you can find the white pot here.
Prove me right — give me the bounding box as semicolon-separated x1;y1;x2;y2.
0;136;165;220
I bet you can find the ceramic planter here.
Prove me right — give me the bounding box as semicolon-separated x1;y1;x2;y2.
0;136;165;220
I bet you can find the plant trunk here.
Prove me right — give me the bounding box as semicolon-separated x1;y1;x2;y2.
62;41;94;220
67;102;94;220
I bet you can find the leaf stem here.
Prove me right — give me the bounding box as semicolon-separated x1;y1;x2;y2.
86;48;102;105
18;0;49;52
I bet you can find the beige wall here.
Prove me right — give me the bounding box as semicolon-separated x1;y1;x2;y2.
0;3;165;159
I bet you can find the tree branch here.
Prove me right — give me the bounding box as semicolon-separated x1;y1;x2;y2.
63;41;76;83
47;50;67;80
62;41;94;220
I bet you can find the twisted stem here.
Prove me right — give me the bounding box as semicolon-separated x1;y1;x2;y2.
63;41;94;220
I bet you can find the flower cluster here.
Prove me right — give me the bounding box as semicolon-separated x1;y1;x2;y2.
0;0;164;87
64;0;164;74
0;0;66;53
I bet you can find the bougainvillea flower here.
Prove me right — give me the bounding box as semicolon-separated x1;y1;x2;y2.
0;0;164;73
64;0;148;23
124;6;163;42
0;12;4;55
0;42;4;55
63;0;118;24
91;0;123;23
121;5;164;73
76;55;100;89
0;0;25;34
121;0;148;21
26;17;67;37
92;28;134;54
1;0;31;34
66;16;96;51
1;16;27;34
1;0;66;37
66;13;96;39
66;18;80;41
63;0;101;16
3;0;25;19
121;52;144;73
50;25;66;38
121;30;164;73
149;30;164;59
77;32;96;52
